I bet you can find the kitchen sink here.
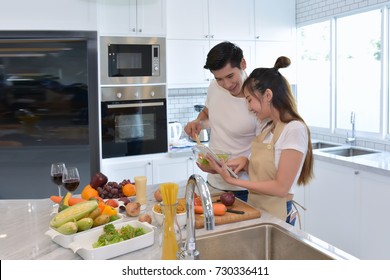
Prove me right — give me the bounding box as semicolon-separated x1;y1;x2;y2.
312;141;341;149
320;147;380;157
195;223;352;260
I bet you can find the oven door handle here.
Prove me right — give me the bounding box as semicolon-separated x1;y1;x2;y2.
107;102;164;109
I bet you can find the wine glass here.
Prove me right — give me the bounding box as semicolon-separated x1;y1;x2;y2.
62;166;80;194
50;162;66;197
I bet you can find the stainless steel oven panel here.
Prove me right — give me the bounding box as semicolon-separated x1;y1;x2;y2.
101;85;166;102
100;36;166;85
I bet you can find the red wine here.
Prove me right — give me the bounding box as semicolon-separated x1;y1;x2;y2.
51;174;62;185
63;179;80;192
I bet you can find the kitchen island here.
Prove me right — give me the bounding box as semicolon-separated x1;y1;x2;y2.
0;179;355;260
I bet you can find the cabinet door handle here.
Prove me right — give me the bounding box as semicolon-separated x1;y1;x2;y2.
256;36;260;39
204;35;208;38
147;162;152;165
131;28;136;32
138;28;142;32
210;35;214;38
354;170;359;175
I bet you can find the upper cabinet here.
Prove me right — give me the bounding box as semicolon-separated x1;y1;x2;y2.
166;0;296;88
167;0;254;41
254;0;296;41
97;0;166;37
0;0;97;30
208;0;254;41
167;0;209;40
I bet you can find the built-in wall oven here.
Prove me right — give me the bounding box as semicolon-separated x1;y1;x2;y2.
99;36;168;160
101;85;167;159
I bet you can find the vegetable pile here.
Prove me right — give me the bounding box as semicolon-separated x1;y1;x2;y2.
92;223;146;248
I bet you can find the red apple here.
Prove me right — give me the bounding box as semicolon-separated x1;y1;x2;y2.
90;172;108;189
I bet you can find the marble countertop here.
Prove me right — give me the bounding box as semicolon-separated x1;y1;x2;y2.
0;180;356;260
170;138;390;177
312;141;390;177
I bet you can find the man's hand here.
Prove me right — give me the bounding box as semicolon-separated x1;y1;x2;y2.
184;120;203;139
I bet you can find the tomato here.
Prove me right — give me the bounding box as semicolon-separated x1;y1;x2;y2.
194;196;202;206
105;199;118;208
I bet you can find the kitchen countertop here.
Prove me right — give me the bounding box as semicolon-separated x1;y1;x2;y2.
0;180;355;260
170;138;390;177
312;141;390;177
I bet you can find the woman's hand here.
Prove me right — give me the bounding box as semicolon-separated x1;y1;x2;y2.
226;157;248;174
205;154;233;183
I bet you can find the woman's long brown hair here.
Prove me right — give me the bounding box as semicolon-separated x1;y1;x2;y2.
243;56;314;185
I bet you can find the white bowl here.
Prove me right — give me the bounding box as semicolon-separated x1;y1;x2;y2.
152;204;186;229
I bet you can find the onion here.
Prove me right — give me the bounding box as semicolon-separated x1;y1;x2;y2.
220;192;235;206
138;213;152;224
154;189;163;202
125;201;141;217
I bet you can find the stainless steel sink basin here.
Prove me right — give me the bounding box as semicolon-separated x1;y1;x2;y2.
195;223;352;260
320;147;380;157
312;142;341;149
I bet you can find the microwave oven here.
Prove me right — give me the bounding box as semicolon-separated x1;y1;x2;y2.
100;36;166;85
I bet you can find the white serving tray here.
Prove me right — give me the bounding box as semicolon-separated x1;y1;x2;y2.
68;220;155;260
45;213;125;249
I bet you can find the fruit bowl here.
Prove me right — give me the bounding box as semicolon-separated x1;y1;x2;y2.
152;200;186;229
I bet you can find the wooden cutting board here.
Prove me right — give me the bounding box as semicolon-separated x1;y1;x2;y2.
195;195;261;229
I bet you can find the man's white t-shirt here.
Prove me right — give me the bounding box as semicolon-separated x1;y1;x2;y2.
205;80;263;191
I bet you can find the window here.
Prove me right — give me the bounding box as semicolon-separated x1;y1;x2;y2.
335;10;381;134
297;21;331;129
297;9;384;139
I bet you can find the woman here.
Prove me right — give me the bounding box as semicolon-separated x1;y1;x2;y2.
206;56;314;225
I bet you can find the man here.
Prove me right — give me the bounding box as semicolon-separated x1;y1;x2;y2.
184;41;263;202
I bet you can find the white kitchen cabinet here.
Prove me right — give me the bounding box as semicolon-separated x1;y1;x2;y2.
152;156;195;184
166;40;211;88
254;0;295;41
358;171;390;259
100;158;153;184
208;0;255;41
305;160;359;257
0;0;97;30
167;39;256;88
97;0;166;36
167;0;254;41
167;0;209;40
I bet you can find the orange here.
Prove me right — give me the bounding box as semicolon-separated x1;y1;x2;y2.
122;183;136;197
81;184;99;200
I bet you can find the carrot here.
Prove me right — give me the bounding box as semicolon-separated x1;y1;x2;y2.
68;197;87;205
50;195;86;206
194;204;227;216
194;205;203;214
213;204;227;216
50;195;62;204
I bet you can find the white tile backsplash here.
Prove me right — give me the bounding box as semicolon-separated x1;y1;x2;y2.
296;0;389;24
167;87;207;129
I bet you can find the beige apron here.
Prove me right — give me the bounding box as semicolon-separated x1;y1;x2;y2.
248;121;287;221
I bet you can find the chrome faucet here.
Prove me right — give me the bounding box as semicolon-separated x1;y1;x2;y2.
178;174;215;260
346;111;356;145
